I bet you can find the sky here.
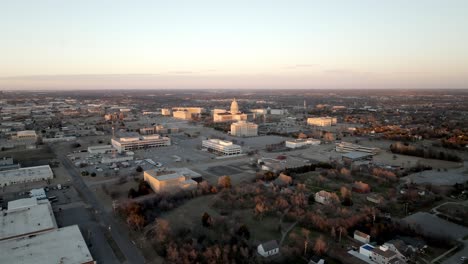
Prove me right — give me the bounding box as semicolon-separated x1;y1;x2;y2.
0;0;467;90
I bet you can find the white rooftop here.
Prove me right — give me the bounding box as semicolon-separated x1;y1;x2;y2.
0;225;94;264
0;199;56;241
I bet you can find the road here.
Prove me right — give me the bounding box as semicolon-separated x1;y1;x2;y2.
54;147;145;264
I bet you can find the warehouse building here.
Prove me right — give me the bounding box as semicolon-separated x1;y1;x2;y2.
0;165;54;187
0;198;94;263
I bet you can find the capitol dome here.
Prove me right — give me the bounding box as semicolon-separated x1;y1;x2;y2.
230;98;239;114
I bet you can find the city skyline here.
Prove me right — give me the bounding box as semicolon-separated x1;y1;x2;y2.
1;0;468;90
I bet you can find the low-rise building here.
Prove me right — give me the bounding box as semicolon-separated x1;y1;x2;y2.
144;168;199;193
111;133;170;153
101;151;134;164
354;230;371;244
172;107;203;120
0;165;54;187
341;151;373;162
88;145;114;154
315;190;335;205
202;139;242;156
161;108;172;116
370;245;405;264
0;157;20;171
285;138;320;149
230;121;258;137
307;117;337;127
0;198;94;264
257;240;279;257
336;142;380;155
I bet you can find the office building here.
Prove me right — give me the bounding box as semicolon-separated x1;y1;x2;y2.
307;117;337;127
202;139;242;156
144;168;199;193
336;142;380;155
285;139;320;149
111;133;170;153
172;107;203;120
231;121;258;137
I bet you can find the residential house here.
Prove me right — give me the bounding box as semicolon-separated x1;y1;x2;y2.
257;240;279;257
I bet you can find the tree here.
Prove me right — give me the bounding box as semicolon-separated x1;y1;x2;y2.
136;166;143;172
236;224;250;240
313;236;328;256
218;175;232;188
202;212;213;227
153;219;171;244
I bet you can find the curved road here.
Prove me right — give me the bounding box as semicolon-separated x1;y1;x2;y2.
55;147;145;264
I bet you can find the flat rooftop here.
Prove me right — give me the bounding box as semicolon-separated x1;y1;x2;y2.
0;225;94;264
0;165;53;179
145;167;201;181
0;200;56;241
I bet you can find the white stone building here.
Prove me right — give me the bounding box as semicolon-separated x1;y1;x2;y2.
144;168;199;193
202;139;242;156
307;117;337;127
285;138;320;149
111;133;170;153
230;121;258;137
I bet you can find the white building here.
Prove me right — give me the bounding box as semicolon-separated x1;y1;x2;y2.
111;134;170;153
314;190;334;205
285;138;321;149
202;139;242;156
336;142;380;155
144;168;199;193
0;165;54;187
370;245;404;264
354;230;371;244
0;198;94;264
161;108;172;116
359;244;375;258
101;151;134;164
307;117;337;127
88;144;114;154
257;240;279;257
213;99;248;122
172;107;203;120
231;121;258;137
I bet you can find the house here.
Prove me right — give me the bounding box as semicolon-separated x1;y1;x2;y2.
370;245;406;264
314;190;335;205
354;230;371;244
257;240;279;257
384;240;410;261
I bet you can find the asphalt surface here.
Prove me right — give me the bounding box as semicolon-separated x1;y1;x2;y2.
54;147;145;264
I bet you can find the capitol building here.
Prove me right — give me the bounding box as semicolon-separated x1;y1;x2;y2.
213;99;248;122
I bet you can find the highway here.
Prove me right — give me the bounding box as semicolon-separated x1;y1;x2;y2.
54;147;145;264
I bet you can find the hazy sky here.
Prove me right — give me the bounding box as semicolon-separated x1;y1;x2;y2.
1;0;467;90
